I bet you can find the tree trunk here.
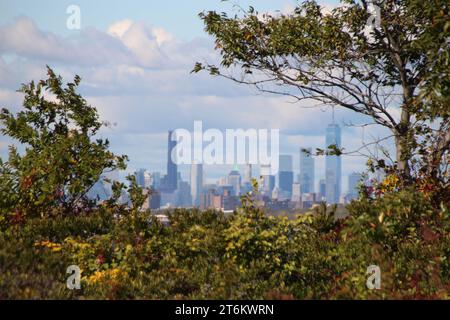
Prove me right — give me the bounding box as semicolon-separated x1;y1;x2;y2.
395;106;412;177
395;134;410;175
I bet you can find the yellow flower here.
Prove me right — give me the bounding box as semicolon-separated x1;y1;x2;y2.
379;174;400;193
34;240;62;251
87;268;127;285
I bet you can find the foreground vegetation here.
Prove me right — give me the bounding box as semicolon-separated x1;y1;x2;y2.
0;183;448;299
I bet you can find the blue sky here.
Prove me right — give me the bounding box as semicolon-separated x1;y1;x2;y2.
1;1;339;38
0;0;391;192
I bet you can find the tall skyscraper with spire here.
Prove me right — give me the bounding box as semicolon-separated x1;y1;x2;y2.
325;110;342;203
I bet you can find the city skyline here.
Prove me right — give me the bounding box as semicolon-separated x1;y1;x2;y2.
125;117;364;210
127;122;360;194
120;113;365;194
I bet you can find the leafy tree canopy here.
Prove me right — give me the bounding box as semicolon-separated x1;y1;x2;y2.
0;67;128;220
194;0;449;177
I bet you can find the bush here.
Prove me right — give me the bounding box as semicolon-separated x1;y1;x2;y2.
0;186;447;299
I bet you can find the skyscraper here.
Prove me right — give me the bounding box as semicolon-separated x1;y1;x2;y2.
148;190;161;210
278;155;293;195
291;183;301;203
166;130;178;192
135;169;146;188
134;169;152;189
152;172;161;189
260;164;275;196
325;121;342;203
190;162;203;206
144;171;152;188
228;168;242;196
241;163;253;194
318;178;326;201
243;163;252;184
175;180;192;207
87;176;112;202
299;147;315;194
348;172;362;200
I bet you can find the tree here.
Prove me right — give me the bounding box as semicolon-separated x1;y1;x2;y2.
0;67;127;220
193;0;449;179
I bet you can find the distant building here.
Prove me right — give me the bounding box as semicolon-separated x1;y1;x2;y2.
163;130;178;192
242;163;253;193
228;169;242;196
142;188;161;210
215;184;227;193
211;194;223;210
243;163;252;184
325;121;342;203
200;189;213;210
149;189;161;209
152;172;161;189
299;147;315;194
301;192;317;209
241;181;253;194
176;180;192;207
273;188;291;201
135;169;147;188
271;186;280;200
263;198;291;211
291;183;302;203
217;176;227;186
222;188;241;211
87;176;112;202
318;179;326;201
200;188;223;210
144;171;152;188
190;162;203;206
160;191;176;208
278;155;293;195
260;164;275;197
119;189;130;206
348;172;362;201
203;183;217;191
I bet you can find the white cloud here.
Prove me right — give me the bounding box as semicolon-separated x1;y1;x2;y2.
0;88;22;108
0;17;205;69
0;15;392;182
107;19;134;39
0;17;132;67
